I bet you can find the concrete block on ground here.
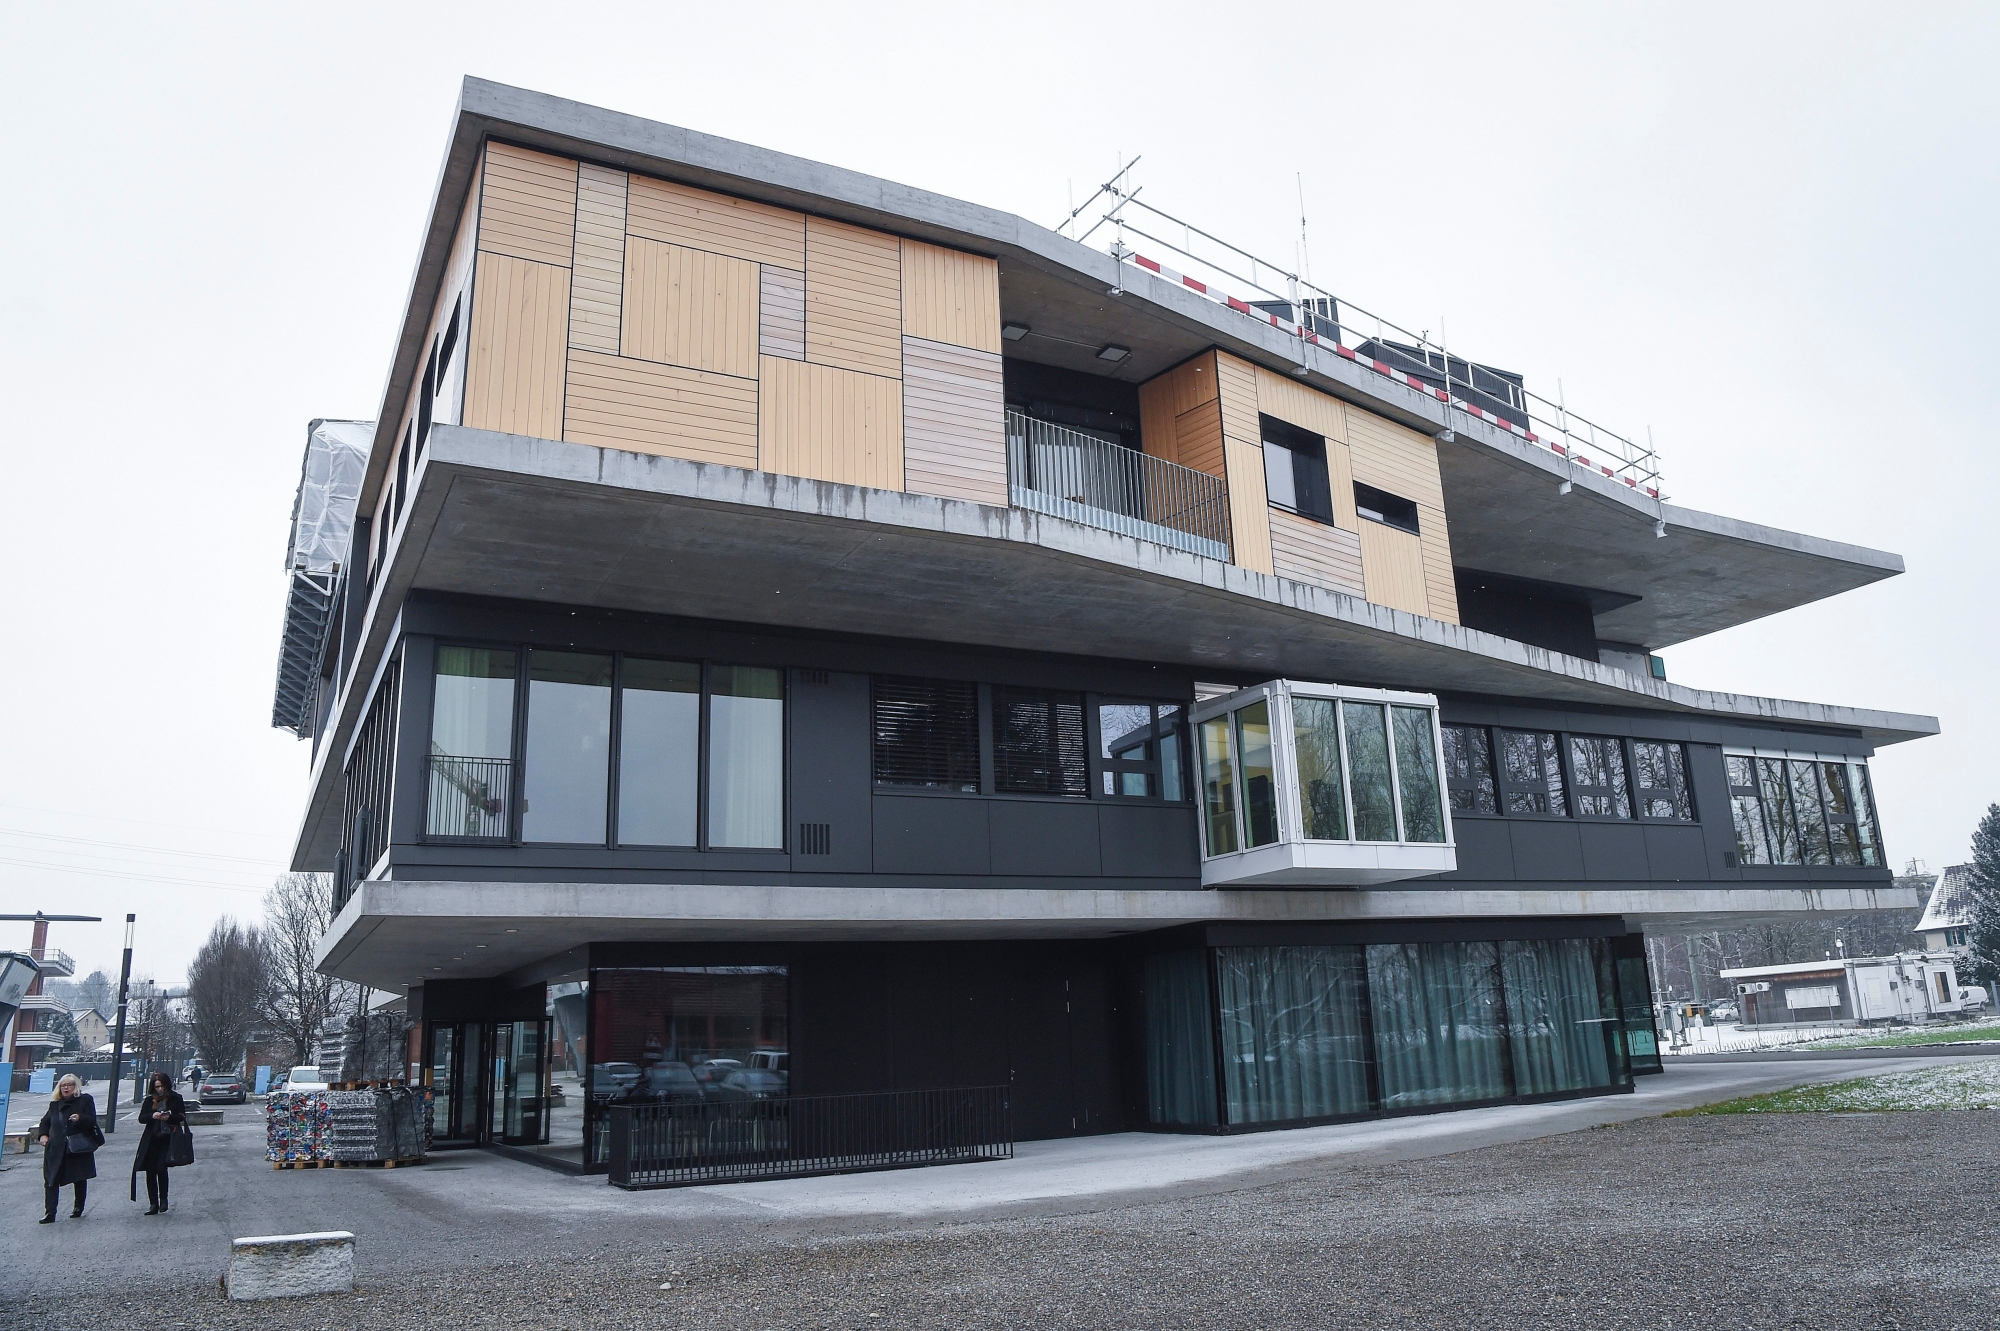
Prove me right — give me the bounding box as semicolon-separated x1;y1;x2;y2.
185;1109;225;1126
226;1231;355;1301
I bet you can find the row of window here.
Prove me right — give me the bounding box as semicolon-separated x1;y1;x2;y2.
1441;725;1695;823
1726;753;1882;868
870;676;1188;802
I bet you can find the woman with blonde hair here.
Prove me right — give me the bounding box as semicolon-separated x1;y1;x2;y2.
36;1072;101;1223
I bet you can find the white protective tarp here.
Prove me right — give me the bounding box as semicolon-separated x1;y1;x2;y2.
285;419;374;573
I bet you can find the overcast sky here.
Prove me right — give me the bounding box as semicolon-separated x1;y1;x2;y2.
2;3;1993;986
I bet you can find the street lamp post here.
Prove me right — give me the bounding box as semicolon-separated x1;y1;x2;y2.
104;915;134;1134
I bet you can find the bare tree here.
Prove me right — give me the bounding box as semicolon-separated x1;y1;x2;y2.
186;918;267;1070
257;872;358;1067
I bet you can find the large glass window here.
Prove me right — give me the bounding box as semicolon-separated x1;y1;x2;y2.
1143;950;1217;1128
1787;759;1831;866
428;646;517;839
522;650;613;844
587;965;789;1164
1261;416;1335;525
709;665;785;849
1216;946;1372;1123
1343;701;1398;842
1366;941;1509;1109
1501;938;1621;1095
1820;761;1864;867
1849;761;1882;867
1568;736;1633;819
1293;698;1348;840
1498;730;1567;816
1442;724;1497;815
1236;701;1280;847
873;677;980;792
1096;702;1189;802
1728;751;1882;870
1756;757;1802;864
1393;705;1445;843
992;687;1088;797
1632;741;1693;821
617;657;700;846
1200;716;1237;856
1727;755;1772;864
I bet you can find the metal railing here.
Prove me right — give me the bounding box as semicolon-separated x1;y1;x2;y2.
425;750;512;840
1060;167;1666;500
1006;410;1232;560
606;1085;1013;1189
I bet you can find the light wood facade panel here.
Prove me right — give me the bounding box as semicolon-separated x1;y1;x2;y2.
1223;436;1273;575
568;163;627;353
902;336;1005;506
563;349;758;467
1418;505;1460;623
1347;406;1447;510
1359;520;1430;616
759;265;805;361
1214;352;1261;446
1270;509;1364;595
1138;354;1221;469
900;240;1001;353
805;217;902;378
1253;365;1347;442
463;252;570;441
759;355;904;490
625;175;805;268
620;237;760;378
477;143;577;267
1172;403;1225;479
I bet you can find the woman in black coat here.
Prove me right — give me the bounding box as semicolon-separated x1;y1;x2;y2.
35;1073;100;1222
130;1072;187;1214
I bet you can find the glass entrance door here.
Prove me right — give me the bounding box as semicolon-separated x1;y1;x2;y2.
489;1019;551;1146
427;1020;488;1145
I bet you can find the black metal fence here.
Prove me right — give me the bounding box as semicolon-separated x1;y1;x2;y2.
425;749;512;839
606;1086;1012;1189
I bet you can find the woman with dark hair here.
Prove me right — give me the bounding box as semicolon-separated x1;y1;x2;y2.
35;1073;100;1223
131;1071;188;1214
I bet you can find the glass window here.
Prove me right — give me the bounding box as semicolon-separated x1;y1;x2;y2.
1632;741;1694;821
708;665;785;848
1217;945;1371;1123
1199;715;1237;856
1392;706;1445;843
1819;761;1863;867
1498;730;1567;816
1442;724;1498;815
1293;698;1348;840
428;646;516;839
1261;416;1335;525
873;677;979;792
1262;438;1297;511
992;687;1088;797
1756;757;1802;864
1568;736;1633;819
1096;702;1189;802
1726;755;1772;864
1343;701;1397;842
1143;950;1216;1127
1158;705;1187;803
587;965;788;1165
1236;701;1280;847
1787;759;1830;865
1366;941;1509;1109
616;657;700;846
522;650;612;844
1849;761;1882;867
1500;937;1625;1095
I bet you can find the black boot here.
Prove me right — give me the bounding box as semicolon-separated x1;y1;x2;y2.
38;1214;54;1224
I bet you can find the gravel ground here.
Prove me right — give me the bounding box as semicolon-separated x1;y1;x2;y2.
22;1111;1998;1331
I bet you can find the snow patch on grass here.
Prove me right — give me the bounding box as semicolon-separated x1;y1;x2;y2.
1675;1060;2000;1115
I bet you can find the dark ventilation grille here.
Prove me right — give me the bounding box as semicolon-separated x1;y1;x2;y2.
992;686;1088;797
797;822;831;855
796;669;830;685
872;677;980;791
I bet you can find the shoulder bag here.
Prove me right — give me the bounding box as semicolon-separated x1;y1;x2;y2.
167;1125;196;1167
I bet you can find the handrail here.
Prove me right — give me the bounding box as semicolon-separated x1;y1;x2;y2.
1005;410;1232;561
425;748;512;840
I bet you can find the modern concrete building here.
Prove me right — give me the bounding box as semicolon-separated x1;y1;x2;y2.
281;78;1936;1169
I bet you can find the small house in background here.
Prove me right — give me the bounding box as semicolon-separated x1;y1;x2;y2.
1722;952;1970;1028
1916;863;1973;953
69;1007;108;1053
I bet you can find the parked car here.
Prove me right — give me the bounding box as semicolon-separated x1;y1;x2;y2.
716;1068;787;1102
1710;1001;1740;1023
638;1061;702;1104
590;1062;642;1100
691;1058;744;1098
198;1073;247;1105
285;1064;330;1092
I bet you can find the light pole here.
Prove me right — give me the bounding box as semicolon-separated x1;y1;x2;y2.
105;915;134;1134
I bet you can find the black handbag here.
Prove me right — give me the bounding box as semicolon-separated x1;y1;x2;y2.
65;1128;100;1155
166;1126;195;1167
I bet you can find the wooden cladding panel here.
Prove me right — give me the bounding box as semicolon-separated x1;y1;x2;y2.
1418;504;1459;624
1223;436;1274;575
1347;406;1446;511
625;175;805;269
568;163;627;353
1172;403;1225;479
805;217;902;378
1359;520;1430;616
463;252;569;441
620;237;760;378
478;144;577;267
1269;508;1364;595
1139;354;1222;468
1214;352;1261;447
900;240;1001;353
563;349;758;467
760;265;805;361
759;355;904;490
902;336;1006;506
1253;365;1346;442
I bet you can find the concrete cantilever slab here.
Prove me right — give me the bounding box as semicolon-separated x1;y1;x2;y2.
315;879;1923;991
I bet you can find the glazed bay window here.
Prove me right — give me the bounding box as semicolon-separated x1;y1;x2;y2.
427;646;517;839
1726;750;1882;868
1191;681;1455;887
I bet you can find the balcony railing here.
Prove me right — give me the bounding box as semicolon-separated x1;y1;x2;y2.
1005;410;1231;561
607;1085;1013;1189
425;750;513;840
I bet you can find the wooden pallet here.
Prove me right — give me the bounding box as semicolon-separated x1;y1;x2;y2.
271;1159;328;1170
271;1156;426;1170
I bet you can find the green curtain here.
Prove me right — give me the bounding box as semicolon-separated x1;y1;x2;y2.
1366;941;1509;1109
1216;946;1371;1123
1500;937;1623;1095
1144;951;1217;1126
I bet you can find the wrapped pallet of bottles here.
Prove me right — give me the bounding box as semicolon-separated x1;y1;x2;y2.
265;1088;331;1163
267;1084;432;1163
